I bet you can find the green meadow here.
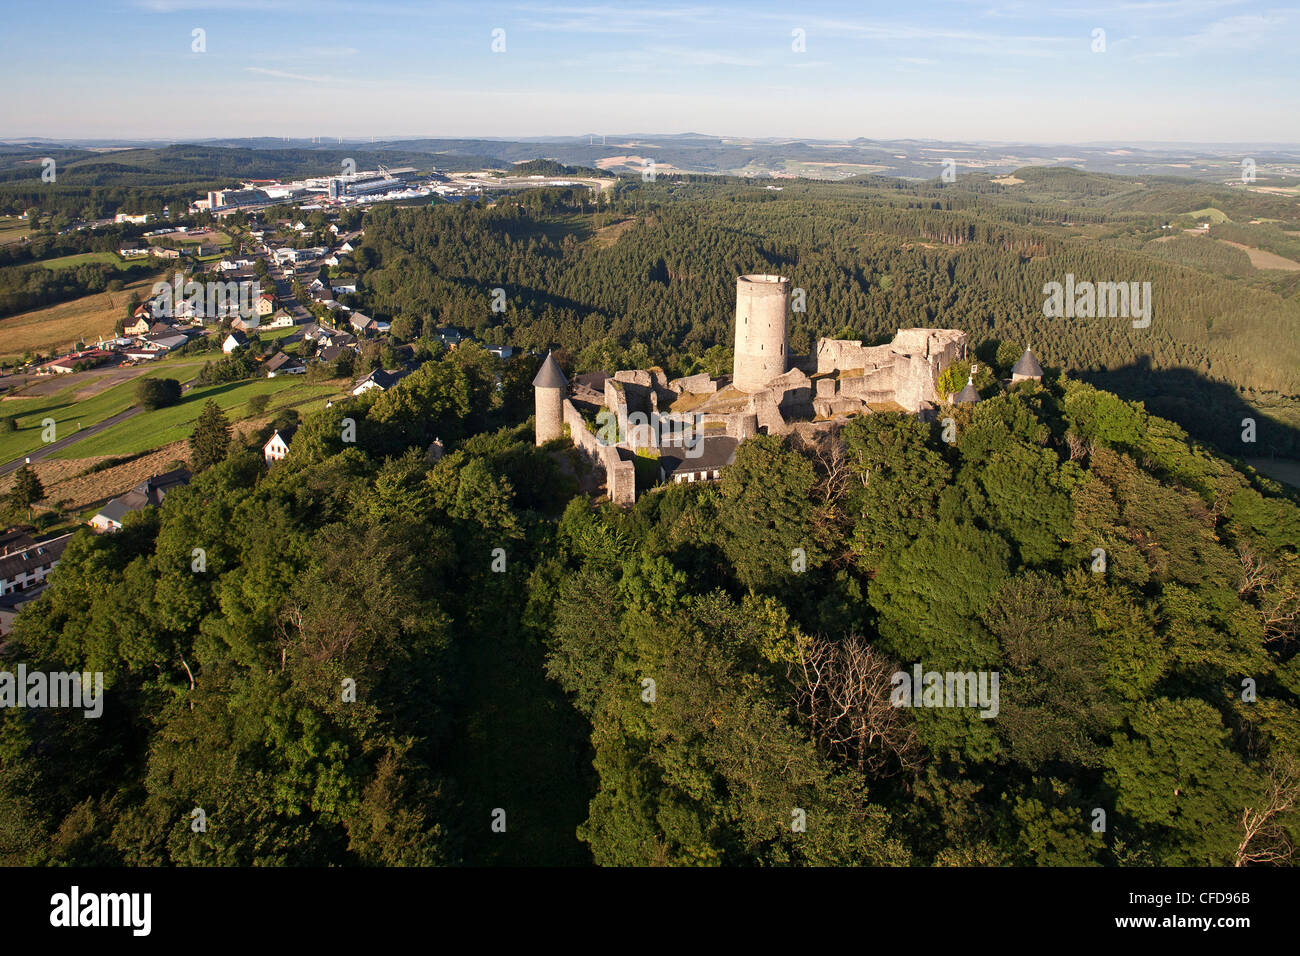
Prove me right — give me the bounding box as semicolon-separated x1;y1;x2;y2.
0;358;207;463
59;376;341;459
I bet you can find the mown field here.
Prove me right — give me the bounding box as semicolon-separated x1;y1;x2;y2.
36;251;134;271
0;355;207;462
0;214;31;245
0;273;164;362
58;375;343;459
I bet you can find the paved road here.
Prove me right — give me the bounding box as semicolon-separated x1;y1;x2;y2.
0;406;143;476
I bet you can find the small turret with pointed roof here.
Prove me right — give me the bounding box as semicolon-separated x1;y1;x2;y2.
533;351;567;445
1011;345;1043;382
954;366;981;404
532;350;568;389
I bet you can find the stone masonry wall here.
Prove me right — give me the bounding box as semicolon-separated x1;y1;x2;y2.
564;399;606;470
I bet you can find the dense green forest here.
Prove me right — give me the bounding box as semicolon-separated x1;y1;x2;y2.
349;173;1300;457
2;342;1297;865
0;258;160;319
504;159;604;178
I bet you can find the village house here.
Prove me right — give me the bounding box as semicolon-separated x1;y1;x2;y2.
432;327;463;349
309;325;356;350
349;312;379;335
223;331;248;353
124;310;155;336
263;425;298;463
0;532;73;597
352;368;409;395
89;470;192;532
264;351;305;377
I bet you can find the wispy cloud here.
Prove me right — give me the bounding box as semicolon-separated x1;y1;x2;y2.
246;66;332;83
1131;10;1294;58
303;46;359;57
748;12;1075;57
974;0;1251;19
511;2;723;34
556;45;767;72
136;0;309;11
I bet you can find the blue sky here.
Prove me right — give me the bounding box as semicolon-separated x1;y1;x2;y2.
1;0;1296;143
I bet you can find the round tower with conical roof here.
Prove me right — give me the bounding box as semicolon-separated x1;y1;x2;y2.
733;274;790;393
533;351;567;446
1011;346;1043;383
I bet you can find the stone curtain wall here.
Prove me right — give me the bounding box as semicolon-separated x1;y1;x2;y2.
563;398;636;506
563;399;606;470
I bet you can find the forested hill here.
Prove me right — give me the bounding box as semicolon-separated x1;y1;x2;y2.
2;347;1297;866
352;173;1300;456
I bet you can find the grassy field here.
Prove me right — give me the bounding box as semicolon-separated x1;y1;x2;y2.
60;376;343;458
0;356;207;463
1217;239;1300;271
154;230;231;248
0;215;32;246
37;251;134;270
255;325;303;344
1186;206;1232;223
0;273;164;362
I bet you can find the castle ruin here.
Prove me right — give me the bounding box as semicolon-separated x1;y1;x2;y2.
535;273;1036;503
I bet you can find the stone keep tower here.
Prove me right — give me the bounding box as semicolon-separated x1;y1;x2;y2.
732;274;789;393
533;351;567;446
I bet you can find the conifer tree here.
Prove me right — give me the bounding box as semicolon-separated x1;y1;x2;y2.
9;464;43;517
188;400;231;472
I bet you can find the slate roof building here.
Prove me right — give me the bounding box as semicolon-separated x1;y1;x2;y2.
89;469;191;532
659;435;739;483
0;532;72;597
264;351;305;376
352;368;409;395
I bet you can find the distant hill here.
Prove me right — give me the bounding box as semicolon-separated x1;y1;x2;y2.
505;159;604;178
7;135;1300;184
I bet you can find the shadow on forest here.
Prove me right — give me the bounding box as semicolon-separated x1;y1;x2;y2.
1079;356;1300;461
